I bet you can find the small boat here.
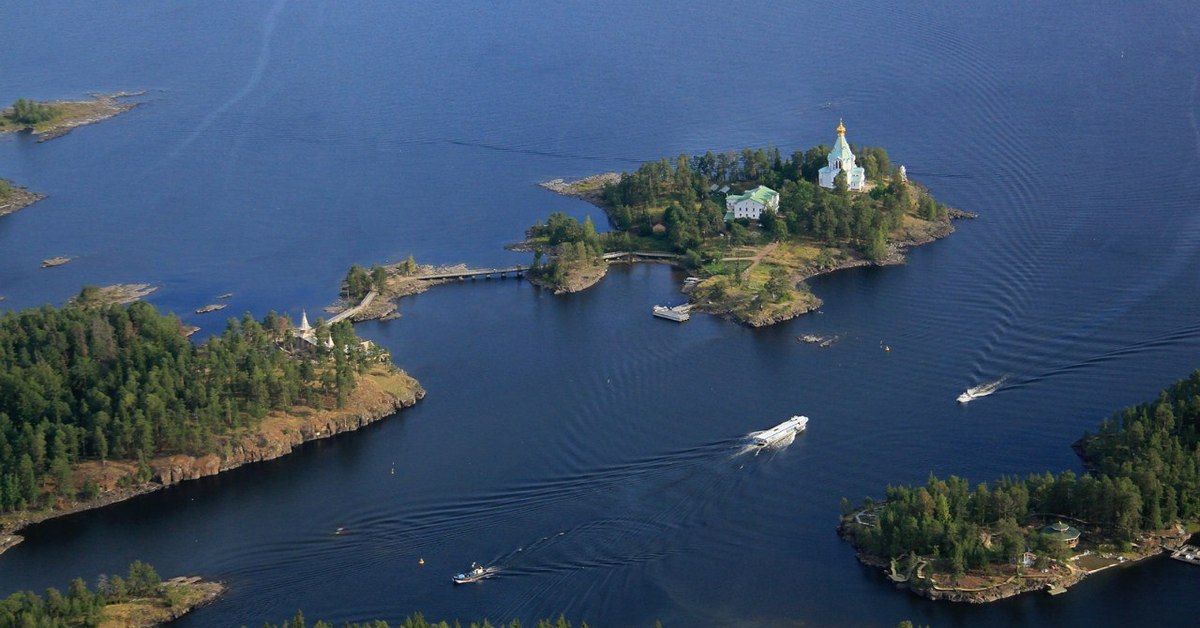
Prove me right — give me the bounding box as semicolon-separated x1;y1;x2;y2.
957;377;1006;403
452;562;497;584
653;304;690;322
750;415;809;447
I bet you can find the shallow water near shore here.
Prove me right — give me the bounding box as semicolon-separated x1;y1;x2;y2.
3;1;1200;626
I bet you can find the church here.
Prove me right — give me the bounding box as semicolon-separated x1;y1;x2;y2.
818;120;866;191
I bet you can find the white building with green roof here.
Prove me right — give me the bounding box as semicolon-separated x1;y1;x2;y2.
724;185;779;221
819;119;866;191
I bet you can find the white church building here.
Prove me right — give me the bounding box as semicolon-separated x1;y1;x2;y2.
818;120;866;191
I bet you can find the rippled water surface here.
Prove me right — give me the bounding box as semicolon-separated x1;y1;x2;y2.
2;2;1200;626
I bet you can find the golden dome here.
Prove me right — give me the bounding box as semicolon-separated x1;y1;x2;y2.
836;119;846;136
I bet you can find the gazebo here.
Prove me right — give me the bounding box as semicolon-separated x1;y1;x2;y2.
1041;521;1082;548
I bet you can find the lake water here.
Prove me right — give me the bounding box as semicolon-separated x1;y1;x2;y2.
2;1;1200;626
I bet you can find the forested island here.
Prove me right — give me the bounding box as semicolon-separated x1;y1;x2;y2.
0;292;424;553
839;370;1200;602
1;561;222;627
539;137;968;326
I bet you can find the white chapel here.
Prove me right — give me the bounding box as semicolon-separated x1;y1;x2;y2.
818;120;866;191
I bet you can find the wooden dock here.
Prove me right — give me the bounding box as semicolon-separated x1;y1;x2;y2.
1169;544;1200;566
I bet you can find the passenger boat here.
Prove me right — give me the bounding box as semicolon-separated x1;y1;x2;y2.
957;377;1006;404
750;415;809;446
452;562;497;584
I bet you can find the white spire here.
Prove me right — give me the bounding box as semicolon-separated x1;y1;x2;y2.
298;310;311;332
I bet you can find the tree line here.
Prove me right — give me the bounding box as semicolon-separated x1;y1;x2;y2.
3;98;58;126
0;294;378;513
850;369;1200;573
0;560;162;627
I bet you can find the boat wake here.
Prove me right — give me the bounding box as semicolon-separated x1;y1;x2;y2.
957;376;1008;404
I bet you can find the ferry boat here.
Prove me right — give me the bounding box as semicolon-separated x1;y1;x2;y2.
452;562;497;584
750;415;809;446
957;377;1006;404
652;304;691;322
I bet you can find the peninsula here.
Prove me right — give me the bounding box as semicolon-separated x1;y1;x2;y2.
0;293;424;555
838;370;1200;603
538;122;974;326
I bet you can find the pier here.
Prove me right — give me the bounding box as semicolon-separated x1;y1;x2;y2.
1169;544;1200;566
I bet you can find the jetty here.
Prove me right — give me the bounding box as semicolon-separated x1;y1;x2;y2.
1169;544;1200;566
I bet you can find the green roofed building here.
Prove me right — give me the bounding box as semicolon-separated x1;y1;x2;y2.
724;185;779;221
1041;521;1081;548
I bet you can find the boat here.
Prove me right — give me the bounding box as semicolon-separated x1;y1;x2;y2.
452;562;498;584
750;415;809;447
652;304;691;322
957;377;1006;403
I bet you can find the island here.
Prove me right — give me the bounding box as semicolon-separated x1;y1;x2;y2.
838;370;1200;602
69;283;160;306
0;291;424;555
0;561;223;627
537;123;971;326
332;122;972;328
0;92;140;142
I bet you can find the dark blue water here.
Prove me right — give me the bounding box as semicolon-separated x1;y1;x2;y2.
3;1;1200;626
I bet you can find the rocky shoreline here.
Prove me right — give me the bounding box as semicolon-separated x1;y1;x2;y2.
837;514;1189;604
0;180;45;218
0;367;424;556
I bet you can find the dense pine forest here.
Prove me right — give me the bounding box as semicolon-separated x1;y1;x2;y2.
0;294;381;513
847;369;1200;574
598;144;946;262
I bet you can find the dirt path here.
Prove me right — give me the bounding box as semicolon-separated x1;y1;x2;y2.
723;242;779;273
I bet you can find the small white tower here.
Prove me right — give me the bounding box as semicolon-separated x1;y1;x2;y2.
298;310;312;334
898;165;907;182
